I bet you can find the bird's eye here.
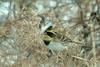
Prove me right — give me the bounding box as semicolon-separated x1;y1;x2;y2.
44;25;56;38
46;31;56;38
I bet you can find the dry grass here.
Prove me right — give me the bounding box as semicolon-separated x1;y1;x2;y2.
0;0;100;67
0;10;99;67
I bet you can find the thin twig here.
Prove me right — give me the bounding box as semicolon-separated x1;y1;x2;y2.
72;55;89;62
90;20;97;67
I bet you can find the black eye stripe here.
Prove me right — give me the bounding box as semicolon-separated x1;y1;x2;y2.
43;25;56;38
46;32;56;38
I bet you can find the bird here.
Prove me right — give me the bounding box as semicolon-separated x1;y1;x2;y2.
39;15;80;52
38;15;68;53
